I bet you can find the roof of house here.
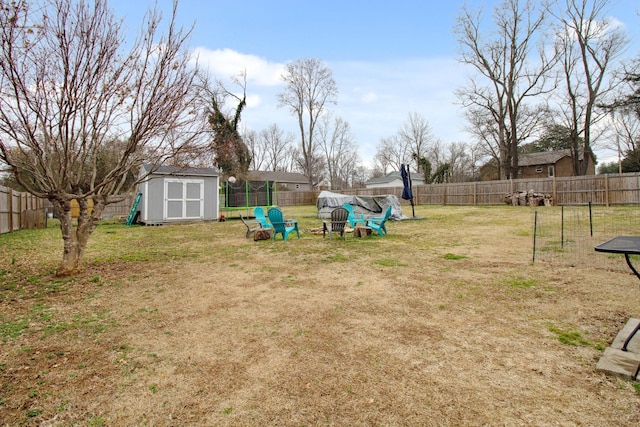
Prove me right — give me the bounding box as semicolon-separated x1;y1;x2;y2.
518;149;572;167
365;171;425;186
483;149;591;169
248;170;308;183
142;164;219;176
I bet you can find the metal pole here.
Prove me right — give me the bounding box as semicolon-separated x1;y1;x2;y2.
561;206;564;249
273;181;278;206
589;201;593;237
407;165;415;217
266;180;271;206
245;180;249;208
224;181;229;208
533;210;538;263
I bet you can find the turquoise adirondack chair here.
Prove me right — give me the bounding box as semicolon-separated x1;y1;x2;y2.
342;203;366;228
366;205;392;236
267;207;300;241
254;207;272;229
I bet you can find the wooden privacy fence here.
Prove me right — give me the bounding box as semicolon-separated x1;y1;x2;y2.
274;173;640;208
0;185;46;234
0;188;136;235
3;173;640;234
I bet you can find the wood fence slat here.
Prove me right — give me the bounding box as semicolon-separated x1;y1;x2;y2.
5;173;640;235
259;173;640;209
0;190;139;234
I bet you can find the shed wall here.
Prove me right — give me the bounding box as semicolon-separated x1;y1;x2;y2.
138;174;219;223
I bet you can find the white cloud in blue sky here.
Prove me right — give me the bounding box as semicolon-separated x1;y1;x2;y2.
193;48;285;87
109;0;640;166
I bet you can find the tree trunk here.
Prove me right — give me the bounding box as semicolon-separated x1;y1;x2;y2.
580;121;592;176
58;226;82;277
52;196;104;277
53;199;80;276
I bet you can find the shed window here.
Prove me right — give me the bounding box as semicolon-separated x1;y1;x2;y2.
548;166;555;177
164;179;204;220
536;167;543;173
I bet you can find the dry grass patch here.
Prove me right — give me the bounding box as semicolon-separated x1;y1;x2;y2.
1;205;640;425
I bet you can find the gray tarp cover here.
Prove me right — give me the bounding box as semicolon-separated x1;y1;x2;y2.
316;191;404;220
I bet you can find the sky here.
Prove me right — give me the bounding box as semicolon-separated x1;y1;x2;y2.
106;0;640;167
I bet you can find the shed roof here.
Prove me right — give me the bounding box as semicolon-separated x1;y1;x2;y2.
141;164;219;177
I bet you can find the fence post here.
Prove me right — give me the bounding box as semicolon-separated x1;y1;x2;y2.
473;181;477;206
19;193;24;229
605;174;609;207
8;187;13;232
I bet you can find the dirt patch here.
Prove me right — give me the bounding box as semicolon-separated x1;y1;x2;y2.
2;206;640;425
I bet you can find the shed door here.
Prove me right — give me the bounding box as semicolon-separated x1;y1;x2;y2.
164;179;204;220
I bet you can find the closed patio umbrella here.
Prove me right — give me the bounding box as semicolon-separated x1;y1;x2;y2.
401;164;415;218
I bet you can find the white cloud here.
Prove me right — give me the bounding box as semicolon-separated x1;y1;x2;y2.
330;57;471;157
245;94;262;108
607;17;626;31
190;49;473;165
193;47;285;86
361;91;378;103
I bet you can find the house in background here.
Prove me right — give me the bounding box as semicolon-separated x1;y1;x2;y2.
248;171;311;191
137;165;220;225
480;149;596;181
364;171;425;189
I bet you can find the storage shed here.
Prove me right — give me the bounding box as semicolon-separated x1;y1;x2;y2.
136;164;220;225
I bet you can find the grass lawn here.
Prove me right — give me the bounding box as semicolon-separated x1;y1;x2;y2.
1;205;640;425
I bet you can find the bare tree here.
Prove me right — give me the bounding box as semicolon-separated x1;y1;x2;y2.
278;148;298;173
277;58;338;187
349;165;370;188
242;128;263;170
428;140;447;172
611;57;640;116
467;142;486;181
455;0;557;179
398;112;438;175
374;135;412;173
0;0;205;276
340;151;362;188
374;114;438;178
463;101;549;179
446;142;476;182
463;106;503;177
292;146;325;186
607;109;640;171
550;0;629;175
258;124;296;172
429;140;475;182
316;114;359;190
371;145;393;177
